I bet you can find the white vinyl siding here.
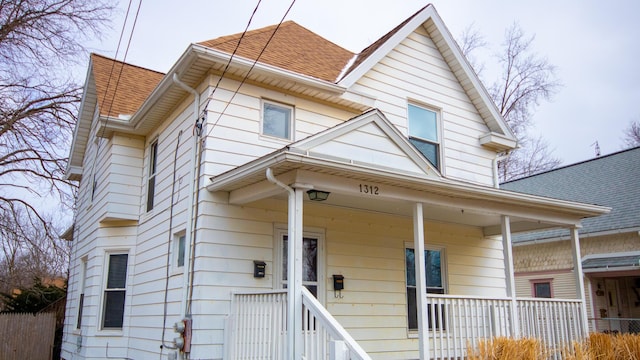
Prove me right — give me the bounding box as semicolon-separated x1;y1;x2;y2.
349;27;497;185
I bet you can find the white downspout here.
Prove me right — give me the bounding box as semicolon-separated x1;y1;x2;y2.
266;168;302;360
493;152;511;188
172;73;201;320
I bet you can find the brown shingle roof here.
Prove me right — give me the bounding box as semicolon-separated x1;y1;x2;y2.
198;21;354;83
91;53;164;118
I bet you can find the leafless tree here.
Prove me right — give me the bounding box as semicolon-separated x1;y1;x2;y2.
622;120;640;148
0;0;113;286
460;23;562;182
0;209;70;296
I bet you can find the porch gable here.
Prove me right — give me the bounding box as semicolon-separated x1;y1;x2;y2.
289;109;440;179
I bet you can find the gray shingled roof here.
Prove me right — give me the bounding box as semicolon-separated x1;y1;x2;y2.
501;146;640;243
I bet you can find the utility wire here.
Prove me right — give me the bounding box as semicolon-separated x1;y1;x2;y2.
204;0;297;139
89;0;144;196
202;0;263;113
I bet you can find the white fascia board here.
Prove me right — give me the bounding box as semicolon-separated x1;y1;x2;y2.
126;44;348;133
208;149;610;220
66;62;97;177
191;45;347;95
338;7;437;88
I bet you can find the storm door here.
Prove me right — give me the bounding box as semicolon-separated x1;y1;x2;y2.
276;229;325;303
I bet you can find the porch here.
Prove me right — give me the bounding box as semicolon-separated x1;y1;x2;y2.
224;289;585;359
206;116;608;359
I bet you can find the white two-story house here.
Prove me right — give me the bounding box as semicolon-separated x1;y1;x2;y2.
62;5;608;360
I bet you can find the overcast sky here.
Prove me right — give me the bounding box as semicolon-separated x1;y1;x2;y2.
89;0;640;165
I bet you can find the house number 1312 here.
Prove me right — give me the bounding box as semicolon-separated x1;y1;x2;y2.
359;184;379;195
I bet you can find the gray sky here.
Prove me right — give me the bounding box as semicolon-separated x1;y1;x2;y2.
91;0;640;165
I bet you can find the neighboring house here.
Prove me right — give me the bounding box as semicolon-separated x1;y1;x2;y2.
61;5;609;360
502;146;640;335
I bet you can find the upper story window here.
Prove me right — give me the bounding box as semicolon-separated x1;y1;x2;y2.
262;101;293;140
406;246;446;331
146;140;158;212
408;103;440;169
102;253;128;329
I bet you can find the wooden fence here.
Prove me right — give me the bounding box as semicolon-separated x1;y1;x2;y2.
0;312;56;360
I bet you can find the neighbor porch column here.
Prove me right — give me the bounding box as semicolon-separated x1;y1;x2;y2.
413;202;429;359
501;215;520;337
570;226;589;337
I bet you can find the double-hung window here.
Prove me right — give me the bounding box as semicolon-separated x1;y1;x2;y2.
146;140;158;212
406;247;445;331
408;103;440;169
262;101;293;140
102;253;128;329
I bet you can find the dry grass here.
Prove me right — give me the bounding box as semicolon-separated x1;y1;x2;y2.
468;333;640;360
467;337;547;360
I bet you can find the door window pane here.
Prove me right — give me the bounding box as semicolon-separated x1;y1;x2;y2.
282;236;318;296
406;248;445;330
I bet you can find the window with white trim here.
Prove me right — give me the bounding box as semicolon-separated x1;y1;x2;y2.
175;232;186;268
102;253;128;329
262;101;293;140
146;140;158;212
408;103;440;169
405;246;446;331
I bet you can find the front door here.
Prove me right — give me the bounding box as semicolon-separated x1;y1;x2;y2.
605;278;621;332
277;229;325;303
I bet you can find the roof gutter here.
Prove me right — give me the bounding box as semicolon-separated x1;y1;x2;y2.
189;44;347;95
207;149;610;218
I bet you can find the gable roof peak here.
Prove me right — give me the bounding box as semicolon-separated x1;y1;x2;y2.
198;20;354;82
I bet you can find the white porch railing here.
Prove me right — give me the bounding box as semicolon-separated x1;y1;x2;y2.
517;297;585;356
225;291;585;360
426;294;514;359
224;289;371;360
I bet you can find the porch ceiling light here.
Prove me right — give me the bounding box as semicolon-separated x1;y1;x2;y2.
307;189;330;201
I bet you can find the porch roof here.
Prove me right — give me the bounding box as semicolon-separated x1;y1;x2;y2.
207;145;609;238
582;253;640;273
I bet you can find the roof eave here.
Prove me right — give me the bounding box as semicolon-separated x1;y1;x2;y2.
125;44;349;134
207;148;610;220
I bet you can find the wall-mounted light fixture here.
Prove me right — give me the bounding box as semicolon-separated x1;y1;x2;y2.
307;189;330;201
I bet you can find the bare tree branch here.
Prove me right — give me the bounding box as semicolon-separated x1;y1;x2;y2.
622;120;640;148
0;0;114;290
459;22;562;181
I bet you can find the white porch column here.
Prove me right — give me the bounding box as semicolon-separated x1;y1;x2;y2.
413;202;429;359
570;227;589;337
501;215;520;337
289;187;305;360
